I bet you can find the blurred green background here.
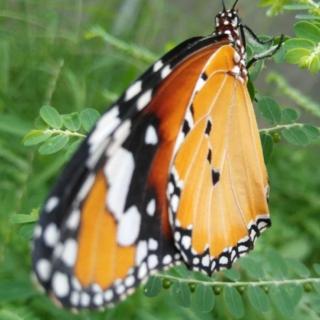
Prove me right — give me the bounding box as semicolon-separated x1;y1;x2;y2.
0;0;319;319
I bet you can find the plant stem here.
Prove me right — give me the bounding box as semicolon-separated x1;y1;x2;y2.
156;274;320;287
260;123;304;134
267;72;320;118
86;26;157;63
44;60;64;105
44;128;86;138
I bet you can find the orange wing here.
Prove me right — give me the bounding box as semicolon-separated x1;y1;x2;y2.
169;45;270;274
32;37;229;310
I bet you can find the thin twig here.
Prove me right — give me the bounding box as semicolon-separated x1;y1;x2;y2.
260;123;303;134
86;26;157;63
44;128;86;139
44;60;65;106
155;274;320;287
267;72;320;118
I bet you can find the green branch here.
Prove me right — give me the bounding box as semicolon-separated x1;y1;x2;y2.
43;128;85;139
267;72;320;118
156;274;320;288
260;123;306;134
85;26;157;63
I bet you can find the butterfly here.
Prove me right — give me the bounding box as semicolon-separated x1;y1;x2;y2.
32;0;283;310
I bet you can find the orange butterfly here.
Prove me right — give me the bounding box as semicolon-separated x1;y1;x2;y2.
32;0;283;310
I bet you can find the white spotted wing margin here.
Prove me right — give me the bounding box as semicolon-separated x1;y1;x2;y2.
31;33;226;310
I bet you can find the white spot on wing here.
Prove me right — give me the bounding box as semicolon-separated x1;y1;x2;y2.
77;174;95;202
61;239;78;267
161;65;172;79
104;290;113;301
125;81;142;101
136;240;148;264
34;225;42;239
117;206;141;246
44;223;59;247
88;107;120;151
66;210;80;230
148;255;159;269
52;272;69;298
71;291;80;306
145;126;158;145
36;259;51;281
148;238;158;251
81;292;90;307
125;275;135;287
202;255;210;267
163;255;172;265
181;235;191;249
153;60;164;72
146;199;156;216
138;262;147;279
137;90;152;111
93;293;104;306
45;197;59;212
106;148;135;221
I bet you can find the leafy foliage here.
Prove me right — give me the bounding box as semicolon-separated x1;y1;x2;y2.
0;0;319;319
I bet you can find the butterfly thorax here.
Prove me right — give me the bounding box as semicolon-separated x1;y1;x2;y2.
215;9;248;82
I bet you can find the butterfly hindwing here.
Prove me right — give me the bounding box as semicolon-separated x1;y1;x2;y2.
169;45;271;274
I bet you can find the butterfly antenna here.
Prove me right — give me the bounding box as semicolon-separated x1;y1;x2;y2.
232;0;239;10
221;0;226;11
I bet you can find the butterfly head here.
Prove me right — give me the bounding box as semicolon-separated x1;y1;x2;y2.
215;9;241;39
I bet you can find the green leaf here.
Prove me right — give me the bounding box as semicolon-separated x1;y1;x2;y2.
309;55;320;73
239;257;264;279
64;140;82;160
264;250;289;279
285;39;315;51
10;209;38;224
284;4;312;11
287;259;310;278
223;286;245;319
38;135;69;155
171;282;191;308
314;264;320;276
0;309;24;320
39;105;62;129
62;113;81;131
281;125;319;146
0;114;32;137
282;126;307;146
303;125;320;141
261;133;274;163
286;48;311;64
23;130;52;146
192;284;215;313
269;286;295;317
294;21;320;43
257;97;282;125
223;268;241;282
80;108;100;132
247;286;270;313
286;284;303;306
281;108;300;124
144;277;162;297
313;282;320;294
0;280;36;302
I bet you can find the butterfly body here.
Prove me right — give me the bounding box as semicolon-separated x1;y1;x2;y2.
32;3;281;310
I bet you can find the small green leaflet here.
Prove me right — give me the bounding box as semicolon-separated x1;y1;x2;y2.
40;105;62;129
192;284;215;313
223;286;245;319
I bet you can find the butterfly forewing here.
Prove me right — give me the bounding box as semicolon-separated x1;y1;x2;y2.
32;35;227;309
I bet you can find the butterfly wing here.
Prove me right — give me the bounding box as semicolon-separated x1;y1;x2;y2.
32;35;229;309
169;45;270;274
